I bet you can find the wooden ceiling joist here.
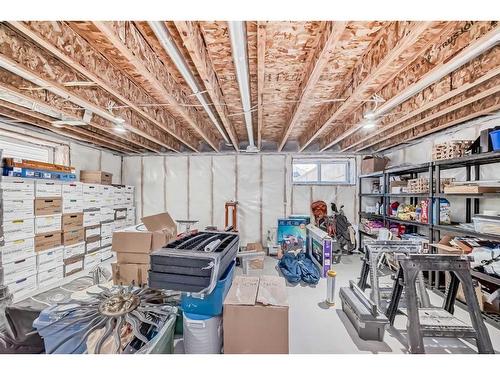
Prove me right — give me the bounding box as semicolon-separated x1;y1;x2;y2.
344;54;500;152
256;21;266;149
91;21;221;151
0;74;163;153
375;93;500;152
0;105;136;153
174;21;240;150
277;21;348;151
8;21;199;152
0;24;182;153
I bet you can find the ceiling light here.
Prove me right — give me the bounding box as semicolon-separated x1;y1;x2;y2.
363;110;377;121
114;124;127;133
362;120;376;129
114;116;126;124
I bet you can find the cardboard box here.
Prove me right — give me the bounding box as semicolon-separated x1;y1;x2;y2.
37;246;64;272
64;255;84;276
64;242;86;259
62;212;83;231
35;198;62;216
62;181;83;196
35;180;62;197
112;212;177;254
62;197;83;214
430;235;465;255
115;252;150;264
0;237;35;264
35;214;62;234
83;210;101;227
1;198;34;220
361;156;389;174
243;242;266;269
80;170;113;185
223;275;289;354
35;231;62;252
85;224;101;239
112;263;149;285
444;185;500;194
3;158;74;173
62;228;85;246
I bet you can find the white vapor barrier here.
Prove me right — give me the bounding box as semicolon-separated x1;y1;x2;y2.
165;156;188;227
122;156;142;221
292;185;311;215
100;151;122;184
142;156;166;217
188;156;212;231
262;155;286;243
212;155;236;230
237;155;261;245
69;142;100;177
336;186;357;224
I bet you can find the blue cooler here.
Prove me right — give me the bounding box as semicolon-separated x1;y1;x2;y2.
181;260;235;316
33;304;88;354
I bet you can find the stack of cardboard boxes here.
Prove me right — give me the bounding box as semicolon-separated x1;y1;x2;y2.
0;177;36;295
111;212;176;286
62;182;85;277
34;181;64;287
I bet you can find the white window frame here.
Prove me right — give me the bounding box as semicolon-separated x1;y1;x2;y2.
292;158;355;185
0;135;53;163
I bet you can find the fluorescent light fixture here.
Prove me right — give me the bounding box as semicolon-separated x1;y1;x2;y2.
228;21;257;151
114;124;127;134
362;120;376;129
363;110;377;121
52;120;86;127
148;21;231;145
114;116;126;124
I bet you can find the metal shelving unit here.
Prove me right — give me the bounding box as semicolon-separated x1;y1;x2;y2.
357;152;500;327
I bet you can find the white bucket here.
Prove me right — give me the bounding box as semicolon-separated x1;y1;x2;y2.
183;313;222;354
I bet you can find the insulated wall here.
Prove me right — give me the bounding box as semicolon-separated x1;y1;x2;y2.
123;153;358;246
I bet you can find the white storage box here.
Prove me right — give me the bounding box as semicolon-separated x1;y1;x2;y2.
101;196;114;207
473;215;500;235
113;196;126;207
0;237;35;264
85;225;101;239
37;246;64;272
37;265;64;288
62;197;83;214
83;210;101;227
35;214;62;234
100;246;113;261
3;255;37;284
100;207;115;222
7;274;37;295
100;235;112;247
86;239;101;254
64;256;84;276
183;313;222;354
64;242;86;259
2;218;35;241
124;185;134;195
0;177;35;200
114;218;126;230
125;216;135;226
99;185;115;197
62;182;83;196
115;208;127;219
35;180;62;197
83;196;102;209
1;199;35;220
123;196;134;207
82;183;99;195
100;222;114;237
84;251;101;269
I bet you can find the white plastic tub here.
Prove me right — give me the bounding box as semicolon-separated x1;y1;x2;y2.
473;215;500;235
183;312;222;354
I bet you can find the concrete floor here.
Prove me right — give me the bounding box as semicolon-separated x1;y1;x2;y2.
176;255;500;354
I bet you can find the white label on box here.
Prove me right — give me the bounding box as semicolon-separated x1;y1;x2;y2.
86;240;101;253
37;265;64;287
35;180;62;197
62;182;83;195
37;246;64;272
2;218;34;234
64;242;86;259
35;215;62;234
62;198;83;214
0;237;35;264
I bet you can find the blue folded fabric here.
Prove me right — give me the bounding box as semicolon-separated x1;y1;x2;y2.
278;252;320;285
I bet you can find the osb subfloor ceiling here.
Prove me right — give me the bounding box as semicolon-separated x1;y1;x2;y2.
0;21;498;154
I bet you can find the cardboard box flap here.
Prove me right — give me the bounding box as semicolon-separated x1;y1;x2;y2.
257;275;288;307
141;212;177;238
224;276;259;305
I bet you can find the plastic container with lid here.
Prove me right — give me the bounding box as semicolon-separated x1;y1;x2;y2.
473;215;500;235
182;312;222;354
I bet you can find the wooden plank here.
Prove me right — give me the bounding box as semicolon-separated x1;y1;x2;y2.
92;21;220;151
0;105;135;154
375;93;500;151
347;63;500;152
8;21;199;152
298;21;440;151
174;21;239;150
278;21;347;151
0;74;163;153
0;24;182;153
256;21;266;149
366;76;500;150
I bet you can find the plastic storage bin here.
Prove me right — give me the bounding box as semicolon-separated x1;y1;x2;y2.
473;215;500;235
181;260;235;316
183;312;222;354
136;312;177;354
490;129;500;151
33;304;88;353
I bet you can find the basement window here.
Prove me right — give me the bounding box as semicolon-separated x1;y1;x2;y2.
292;158;354;185
0;136;52;163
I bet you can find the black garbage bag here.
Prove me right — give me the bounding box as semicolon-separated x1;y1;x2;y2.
0;305;44;354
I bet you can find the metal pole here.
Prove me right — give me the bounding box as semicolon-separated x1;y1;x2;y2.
326;270;337;306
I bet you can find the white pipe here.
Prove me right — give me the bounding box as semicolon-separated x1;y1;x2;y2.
148;21;231;145
374;28;500;117
228;21;257;151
